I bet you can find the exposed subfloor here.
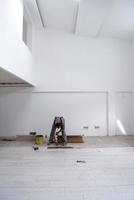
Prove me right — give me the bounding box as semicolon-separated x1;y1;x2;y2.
47;135;134;148
0;136;134;200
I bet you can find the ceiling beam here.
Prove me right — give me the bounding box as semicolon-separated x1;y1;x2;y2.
73;1;80;33
23;0;44;28
35;0;45;27
95;2;113;37
75;0;112;37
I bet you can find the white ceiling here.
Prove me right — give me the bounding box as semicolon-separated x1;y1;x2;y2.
34;0;134;40
37;0;78;32
100;0;134;40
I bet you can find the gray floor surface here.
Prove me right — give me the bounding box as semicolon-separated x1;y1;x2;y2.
0;136;134;200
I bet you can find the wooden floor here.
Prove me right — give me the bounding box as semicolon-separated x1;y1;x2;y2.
0;141;134;200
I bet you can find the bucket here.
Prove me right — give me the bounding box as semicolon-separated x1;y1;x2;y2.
35;135;44;145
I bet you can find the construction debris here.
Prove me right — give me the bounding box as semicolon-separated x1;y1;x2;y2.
29;132;37;136
2;138;16;142
76;160;86;163
33;146;39;151
47;146;73;149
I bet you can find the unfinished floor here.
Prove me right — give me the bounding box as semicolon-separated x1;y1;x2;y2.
0;136;134;200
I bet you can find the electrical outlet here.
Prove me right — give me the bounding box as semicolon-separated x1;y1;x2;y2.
94;126;100;129
83;126;89;129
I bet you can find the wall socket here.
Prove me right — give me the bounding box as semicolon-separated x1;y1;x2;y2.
83;126;89;129
94;126;100;129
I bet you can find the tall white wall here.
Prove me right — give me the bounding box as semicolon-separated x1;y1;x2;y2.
0;29;134;137
32;29;134;91
0;0;33;83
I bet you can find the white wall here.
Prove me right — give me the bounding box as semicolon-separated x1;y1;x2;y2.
1;89;134;137
132;41;134;65
0;28;134;137
0;0;33;84
0;91;107;137
32;29;134;91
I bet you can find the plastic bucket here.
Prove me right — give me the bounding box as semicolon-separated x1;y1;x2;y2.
35;135;44;145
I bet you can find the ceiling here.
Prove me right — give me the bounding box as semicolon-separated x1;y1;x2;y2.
0;67;31;87
32;0;134;40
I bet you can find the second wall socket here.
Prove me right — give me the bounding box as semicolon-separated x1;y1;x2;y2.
94;126;100;129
